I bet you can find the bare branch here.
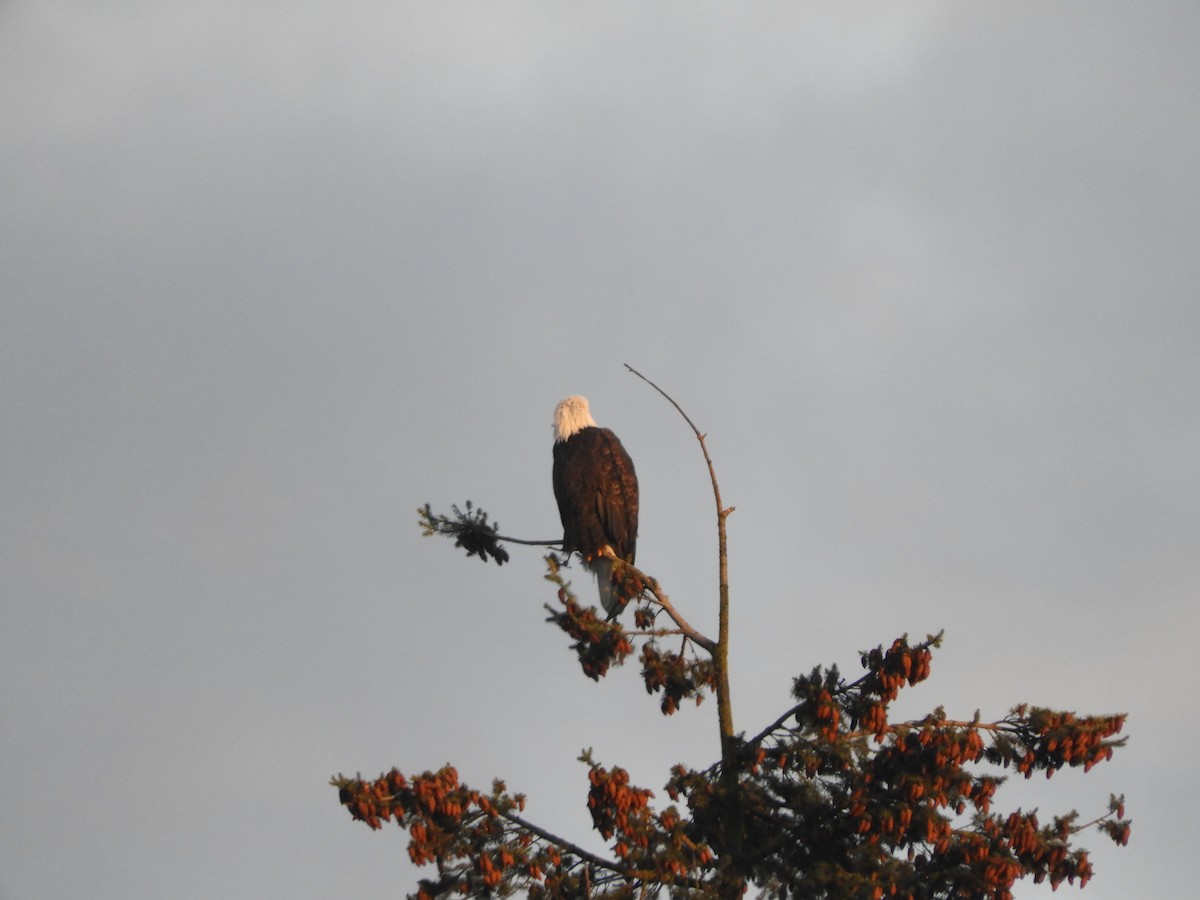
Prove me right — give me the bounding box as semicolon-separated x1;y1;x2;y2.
495;807;623;875
613;554;716;653
625;364;736;761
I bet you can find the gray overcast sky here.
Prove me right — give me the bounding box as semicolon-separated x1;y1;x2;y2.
2;2;1196;897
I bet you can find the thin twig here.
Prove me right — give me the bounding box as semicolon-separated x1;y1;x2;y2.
497;808;623;874
625;364;736;758
616;555;715;653
1066;810;1124;835
746;703;808;747
748;708;1026;748
496;534;563;547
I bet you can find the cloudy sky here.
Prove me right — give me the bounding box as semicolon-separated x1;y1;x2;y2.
2;2;1196;897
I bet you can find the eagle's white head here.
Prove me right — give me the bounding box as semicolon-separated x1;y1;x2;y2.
554;395;597;443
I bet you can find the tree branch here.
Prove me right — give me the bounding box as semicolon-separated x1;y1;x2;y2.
496;534;562;547
615;555;716;653
495;807;623;875
419;501;561;565
625;365;736;760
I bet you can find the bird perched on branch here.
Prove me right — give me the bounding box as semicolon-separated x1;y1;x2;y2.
552;395;639;617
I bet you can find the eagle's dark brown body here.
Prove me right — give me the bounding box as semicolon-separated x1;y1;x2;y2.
552;396;638;616
553;426;638;564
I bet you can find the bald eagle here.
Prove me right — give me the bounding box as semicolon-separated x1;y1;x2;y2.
552;395;639;617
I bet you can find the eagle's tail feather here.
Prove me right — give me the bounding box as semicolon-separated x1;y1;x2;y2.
591;556;621;618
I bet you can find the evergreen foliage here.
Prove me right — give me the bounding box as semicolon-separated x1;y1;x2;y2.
336;383;1127;899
